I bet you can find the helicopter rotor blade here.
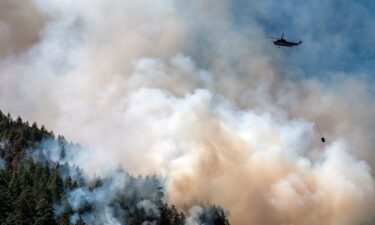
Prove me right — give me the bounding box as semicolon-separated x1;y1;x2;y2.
265;37;278;39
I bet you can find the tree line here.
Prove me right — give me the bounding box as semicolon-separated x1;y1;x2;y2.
0;111;230;225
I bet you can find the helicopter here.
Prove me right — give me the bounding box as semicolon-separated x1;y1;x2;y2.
266;32;302;47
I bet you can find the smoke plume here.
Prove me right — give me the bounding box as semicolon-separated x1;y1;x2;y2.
1;0;375;224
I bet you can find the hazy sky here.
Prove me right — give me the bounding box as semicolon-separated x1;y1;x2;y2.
230;0;375;76
1;1;375;225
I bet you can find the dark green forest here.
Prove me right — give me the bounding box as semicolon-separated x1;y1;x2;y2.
0;111;230;225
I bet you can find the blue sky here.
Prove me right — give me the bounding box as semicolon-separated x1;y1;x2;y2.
229;0;375;79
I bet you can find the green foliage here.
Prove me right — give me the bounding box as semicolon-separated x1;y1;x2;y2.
35;197;56;225
157;203;185;225
0;110;53;166
0;111;230;225
199;205;230;225
0;158;64;224
0;185;12;221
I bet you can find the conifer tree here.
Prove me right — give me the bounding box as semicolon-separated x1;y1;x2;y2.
34;197;56;225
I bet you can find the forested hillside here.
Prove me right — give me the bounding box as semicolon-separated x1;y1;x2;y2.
0;111;53;166
0;111;230;225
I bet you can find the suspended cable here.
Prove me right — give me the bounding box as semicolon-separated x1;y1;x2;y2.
302;96;325;143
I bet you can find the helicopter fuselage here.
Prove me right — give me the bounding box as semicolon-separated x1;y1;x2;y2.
273;39;302;47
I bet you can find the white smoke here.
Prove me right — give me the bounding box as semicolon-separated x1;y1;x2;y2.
33;138;166;225
1;1;375;225
185;206;204;225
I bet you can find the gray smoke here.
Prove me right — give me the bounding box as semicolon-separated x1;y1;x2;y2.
0;141;8;169
1;1;375;225
0;156;4;170
30;137;166;225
